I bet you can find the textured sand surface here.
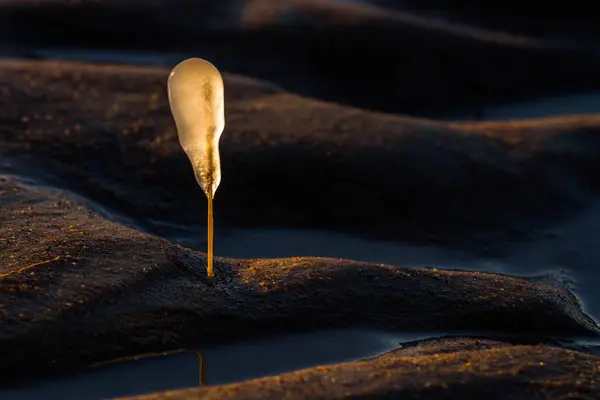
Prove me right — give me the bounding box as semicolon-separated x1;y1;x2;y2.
1;61;600;399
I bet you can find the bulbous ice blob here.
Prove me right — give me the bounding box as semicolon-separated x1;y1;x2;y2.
168;58;225;199
168;58;225;281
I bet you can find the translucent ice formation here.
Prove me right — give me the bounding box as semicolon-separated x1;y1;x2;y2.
168;58;225;281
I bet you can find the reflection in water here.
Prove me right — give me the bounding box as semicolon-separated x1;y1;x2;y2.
92;349;207;386
0;329;416;400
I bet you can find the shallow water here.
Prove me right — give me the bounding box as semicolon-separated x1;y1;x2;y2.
442;91;600;121
0;329;429;399
480;92;600;120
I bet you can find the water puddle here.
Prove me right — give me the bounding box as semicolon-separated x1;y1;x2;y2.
443;91;600;121
1;329;431;400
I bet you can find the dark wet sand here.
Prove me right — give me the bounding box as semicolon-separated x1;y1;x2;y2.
3;2;600;398
2;174;598;381
2;59;600;398
3;60;600;250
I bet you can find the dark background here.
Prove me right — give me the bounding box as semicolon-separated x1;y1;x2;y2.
3;0;600;118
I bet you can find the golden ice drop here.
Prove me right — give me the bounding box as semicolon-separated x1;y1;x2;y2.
167;58;225;280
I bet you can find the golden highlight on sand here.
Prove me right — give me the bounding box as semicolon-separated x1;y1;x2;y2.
167;58;225;281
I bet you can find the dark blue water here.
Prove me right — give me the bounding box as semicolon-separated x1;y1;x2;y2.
0;330;429;399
